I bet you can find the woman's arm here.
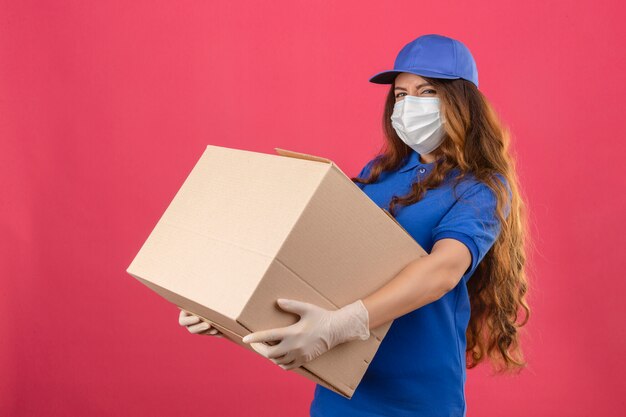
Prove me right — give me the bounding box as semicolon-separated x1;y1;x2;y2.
241;238;473;370
362;238;472;329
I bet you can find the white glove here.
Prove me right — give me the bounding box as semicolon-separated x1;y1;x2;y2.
241;298;370;370
178;309;223;337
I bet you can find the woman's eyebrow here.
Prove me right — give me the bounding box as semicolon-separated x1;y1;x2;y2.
394;83;433;91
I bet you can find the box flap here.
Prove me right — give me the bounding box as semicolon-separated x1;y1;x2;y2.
274;148;333;164
275;147;356;182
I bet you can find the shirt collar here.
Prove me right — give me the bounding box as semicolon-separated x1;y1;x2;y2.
398;150;436;172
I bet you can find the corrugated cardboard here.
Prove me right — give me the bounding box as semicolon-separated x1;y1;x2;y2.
126;145;428;399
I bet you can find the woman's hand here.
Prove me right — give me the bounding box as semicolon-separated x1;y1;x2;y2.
241;298;370;370
178;309;223;337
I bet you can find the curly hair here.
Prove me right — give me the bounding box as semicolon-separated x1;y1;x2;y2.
352;76;533;374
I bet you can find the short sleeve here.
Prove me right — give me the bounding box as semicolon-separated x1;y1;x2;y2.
431;176;511;278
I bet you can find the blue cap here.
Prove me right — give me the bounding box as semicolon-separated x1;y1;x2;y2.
369;34;479;88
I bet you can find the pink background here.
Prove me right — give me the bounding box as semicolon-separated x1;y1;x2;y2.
2;1;625;416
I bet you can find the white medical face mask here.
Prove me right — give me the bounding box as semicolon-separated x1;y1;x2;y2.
390;96;446;155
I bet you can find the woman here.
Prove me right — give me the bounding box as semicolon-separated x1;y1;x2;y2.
181;34;530;417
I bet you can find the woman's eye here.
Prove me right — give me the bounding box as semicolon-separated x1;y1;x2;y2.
396;90;436;98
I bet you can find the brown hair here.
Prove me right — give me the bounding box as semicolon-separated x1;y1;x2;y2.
353;76;532;374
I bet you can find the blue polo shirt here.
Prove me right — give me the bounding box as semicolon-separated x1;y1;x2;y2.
309;150;510;417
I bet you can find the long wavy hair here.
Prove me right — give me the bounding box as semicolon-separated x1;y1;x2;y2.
352;76;532;374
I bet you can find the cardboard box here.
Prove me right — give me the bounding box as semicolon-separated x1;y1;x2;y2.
126;145;428;399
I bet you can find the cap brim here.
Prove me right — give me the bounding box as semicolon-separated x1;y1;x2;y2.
368;68;461;84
